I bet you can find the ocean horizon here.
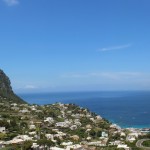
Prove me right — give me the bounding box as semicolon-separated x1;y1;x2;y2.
19;91;150;129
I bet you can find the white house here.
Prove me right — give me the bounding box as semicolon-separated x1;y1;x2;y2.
10;139;24;144
31;106;37;111
29;131;36;135
70;125;77;130
55;121;71;128
0;127;5;133
32;143;39;149
96;115;102;120
45;134;54;140
101;132;108;137
126;133;139;142
13;135;32;141
11;103;17;107
86;137;92;140
117;144;130;150
20;108;29;113
66;144;81;150
74;121;82;127
110;124;121;130
29;124;36;130
108;140;123;146
120;132;126;137
11;107;19;111
50;147;65;150
0;141;5;149
44;117;54;124
61;141;73;146
88;141;106;146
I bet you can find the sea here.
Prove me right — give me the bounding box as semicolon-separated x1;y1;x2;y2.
19;91;150;129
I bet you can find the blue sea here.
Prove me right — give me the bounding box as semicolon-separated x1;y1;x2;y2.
19;91;150;129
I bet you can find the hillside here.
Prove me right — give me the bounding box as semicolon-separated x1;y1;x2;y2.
0;70;149;150
0;69;26;104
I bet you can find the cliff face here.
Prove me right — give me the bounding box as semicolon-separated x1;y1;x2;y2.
0;69;13;93
0;69;26;103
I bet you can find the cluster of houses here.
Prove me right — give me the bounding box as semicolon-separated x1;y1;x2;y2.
0;102;149;150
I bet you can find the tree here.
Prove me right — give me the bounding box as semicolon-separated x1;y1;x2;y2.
89;129;96;137
0;133;7;140
97;130;102;137
37;139;55;148
22;141;33;150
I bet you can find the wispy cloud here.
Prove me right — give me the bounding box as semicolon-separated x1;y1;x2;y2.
3;0;19;6
62;74;88;78
99;44;131;52
61;72;150;90
62;72;146;81
24;85;38;89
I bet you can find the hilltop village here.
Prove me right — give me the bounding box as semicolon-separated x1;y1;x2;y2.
0;70;150;150
0;98;150;150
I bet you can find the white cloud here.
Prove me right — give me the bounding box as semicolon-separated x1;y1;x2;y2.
61;72;150;90
62;73;88;78
62;72;147;80
24;85;38;89
99;44;131;52
3;0;19;6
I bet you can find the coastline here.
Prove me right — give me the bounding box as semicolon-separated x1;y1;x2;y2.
18;91;150;130
108;119;150;129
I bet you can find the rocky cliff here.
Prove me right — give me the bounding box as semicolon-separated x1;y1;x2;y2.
0;69;26;103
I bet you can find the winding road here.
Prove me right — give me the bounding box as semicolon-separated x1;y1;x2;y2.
136;139;150;150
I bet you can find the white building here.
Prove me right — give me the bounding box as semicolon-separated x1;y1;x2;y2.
50;147;65;150
88;141;106;146
126;133;139;142
20;109;29;113
44;117;54;124
11;103;17;107
70;125;77;130
0;127;5;133
66;144;81;150
29;124;36;130
61;141;73;146
96;115;102;120
101;131;108;137
55;121;71;128
32;143;39;149
13;135;32;141
117;144;130;150
74;121;82;127
110;124;121;130
45;134;54;140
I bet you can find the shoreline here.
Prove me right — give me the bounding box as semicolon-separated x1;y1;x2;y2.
19;91;150;131
109;120;150;130
24;101;150;130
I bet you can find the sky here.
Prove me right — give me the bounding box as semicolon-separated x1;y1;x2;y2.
1;0;150;93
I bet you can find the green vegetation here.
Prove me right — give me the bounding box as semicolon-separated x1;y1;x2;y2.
142;140;150;147
37;139;55;147
0;133;7;140
125;141;143;150
0;69;26;104
0;69;150;150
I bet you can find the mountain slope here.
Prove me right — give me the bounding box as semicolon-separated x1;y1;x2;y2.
0;69;26;104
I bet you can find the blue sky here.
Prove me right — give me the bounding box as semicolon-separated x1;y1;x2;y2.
1;0;150;93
